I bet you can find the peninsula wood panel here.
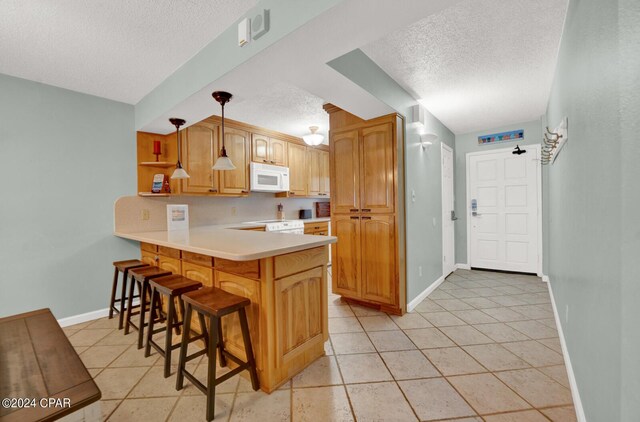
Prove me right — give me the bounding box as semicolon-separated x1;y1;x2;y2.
331;130;360;213
182;123;218;194
331;215;361;296
216;271;262;368
287;143;308;196
219;127;250;195
360;123;395;214
360;215;396;305
274;267;324;365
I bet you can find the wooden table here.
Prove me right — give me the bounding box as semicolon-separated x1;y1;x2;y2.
0;309;101;422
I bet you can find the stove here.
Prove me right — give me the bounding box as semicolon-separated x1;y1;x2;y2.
262;220;304;234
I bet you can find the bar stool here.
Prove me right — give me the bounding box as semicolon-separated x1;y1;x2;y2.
110;260;149;330
124;266;172;349
176;287;259;421
145;274;203;377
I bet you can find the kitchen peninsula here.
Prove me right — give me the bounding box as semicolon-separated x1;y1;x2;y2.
114;198;336;393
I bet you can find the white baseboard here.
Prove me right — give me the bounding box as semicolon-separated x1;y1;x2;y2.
407;275;445;312
455;263;471;270
547;279;586;422
57;307;110;328
542;275;550;283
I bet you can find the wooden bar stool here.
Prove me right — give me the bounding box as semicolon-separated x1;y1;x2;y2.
176;287;259;421
110;260;149;330
124;266;172;349
145;274;203;377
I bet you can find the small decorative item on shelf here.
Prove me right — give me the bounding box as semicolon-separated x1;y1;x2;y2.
151;174;171;194
153;140;162;162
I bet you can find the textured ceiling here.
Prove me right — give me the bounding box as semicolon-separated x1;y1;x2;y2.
362;0;569;134
0;0;258;104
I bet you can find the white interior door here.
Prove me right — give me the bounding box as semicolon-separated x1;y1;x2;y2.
468;145;540;273
442;144;456;277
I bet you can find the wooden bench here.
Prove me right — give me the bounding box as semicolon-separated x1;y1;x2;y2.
0;309;101;422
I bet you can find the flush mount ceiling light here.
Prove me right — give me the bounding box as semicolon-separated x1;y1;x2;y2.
212;91;236;171
169;117;189;179
302;126;324;146
420;133;438;150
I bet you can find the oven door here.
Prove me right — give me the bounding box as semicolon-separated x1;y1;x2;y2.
250;163;290;192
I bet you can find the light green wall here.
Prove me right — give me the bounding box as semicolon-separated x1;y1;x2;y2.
0;73;139;319
135;0;342;130
328;49;456;303
545;0;640;419
453;119;546;270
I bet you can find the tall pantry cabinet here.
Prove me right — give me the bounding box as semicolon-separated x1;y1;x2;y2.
324;104;406;315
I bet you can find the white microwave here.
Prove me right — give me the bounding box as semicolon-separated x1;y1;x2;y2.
250;162;290;193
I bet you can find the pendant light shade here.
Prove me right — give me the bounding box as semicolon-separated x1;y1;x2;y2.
302;126;324;146
169;117;189;179
211;91;236;171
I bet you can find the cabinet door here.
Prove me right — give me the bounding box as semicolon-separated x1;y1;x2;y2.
307;148;321;196
287;143;308;196
157;255;181;275
181;262;214;287
251;134;270;164
331;130;360;213
140;250;157;267
182;123;218;194
360;215;396;305
320;150;330;196
219;127;250;195
274;267;325;364
216;271;261;367
269;138;288;166
360;123;395;213
331;215;361;297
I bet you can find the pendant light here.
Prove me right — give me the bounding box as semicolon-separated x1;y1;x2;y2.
169;118;189;179
302;126;324;146
212;91;236;171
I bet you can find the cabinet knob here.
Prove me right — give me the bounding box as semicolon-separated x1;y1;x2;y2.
263;160;269;163
350;208;359;212
361;209;371;212
209;188;218;193
289;192;296;195
270;160;276;164
361;216;372;220
350;216;360;220
241;190;249;194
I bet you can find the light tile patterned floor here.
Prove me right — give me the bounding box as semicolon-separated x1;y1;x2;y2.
65;269;577;421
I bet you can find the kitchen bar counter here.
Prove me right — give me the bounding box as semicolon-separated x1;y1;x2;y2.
114;224;336;261
113;225;334;393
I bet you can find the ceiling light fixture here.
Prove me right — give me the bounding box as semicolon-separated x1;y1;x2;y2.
212;91;236;171
169;117;189;179
302;126;324;146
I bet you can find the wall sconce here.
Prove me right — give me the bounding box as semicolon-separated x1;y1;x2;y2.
420;133;438;151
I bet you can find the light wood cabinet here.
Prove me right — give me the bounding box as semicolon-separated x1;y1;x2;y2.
181;262;214;287
157;255;181;274
252;134;288;167
331;130;360;213
304;221;329;235
216;271;261;367
326;105;405;314
219;127;250;195
287;143;308;196
141;250;157;267
181;123;218;194
320;150;330;196
274;267;324;365
307;148;321;196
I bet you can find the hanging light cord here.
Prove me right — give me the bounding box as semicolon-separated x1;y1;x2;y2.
175;123;183;166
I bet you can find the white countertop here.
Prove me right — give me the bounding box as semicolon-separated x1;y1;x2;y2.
115;224;336;261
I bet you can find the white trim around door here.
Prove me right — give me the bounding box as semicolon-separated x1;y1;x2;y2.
441;143;455;278
465;144;543;275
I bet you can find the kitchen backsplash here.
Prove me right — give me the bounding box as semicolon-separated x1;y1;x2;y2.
114;193;329;233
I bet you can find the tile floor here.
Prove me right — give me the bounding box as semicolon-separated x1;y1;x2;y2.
64;269;576;421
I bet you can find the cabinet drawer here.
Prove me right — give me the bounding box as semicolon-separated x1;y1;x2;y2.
214;258;260;280
182;262;214;287
140;242;158;253
274;247;327;279
182;250;214;267
158;246;181;259
158;255;181;274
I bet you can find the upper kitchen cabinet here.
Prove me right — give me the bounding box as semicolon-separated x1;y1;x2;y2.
252;134;287;167
307;149;330;197
360;123;395;214
287;143;308;196
320;150;330;197
330;129;360;213
181;122;218;194
219;127;250;195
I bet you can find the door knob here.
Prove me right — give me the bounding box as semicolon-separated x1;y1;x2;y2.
451;210;458;221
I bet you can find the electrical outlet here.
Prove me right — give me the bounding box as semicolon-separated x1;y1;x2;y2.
565;305;569;323
418;266;423;277
231;207;237;216
141;209;150;221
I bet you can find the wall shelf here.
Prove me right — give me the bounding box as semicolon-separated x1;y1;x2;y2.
138;192;171;197
139;161;175;168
